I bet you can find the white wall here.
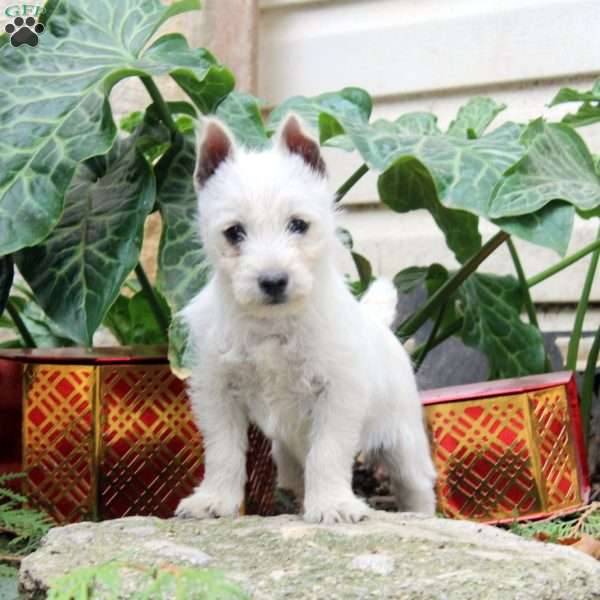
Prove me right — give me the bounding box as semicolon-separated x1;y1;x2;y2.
258;0;600;320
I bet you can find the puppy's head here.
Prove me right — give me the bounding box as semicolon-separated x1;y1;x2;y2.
194;114;336;318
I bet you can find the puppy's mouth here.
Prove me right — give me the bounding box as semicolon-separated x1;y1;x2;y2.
263;294;287;305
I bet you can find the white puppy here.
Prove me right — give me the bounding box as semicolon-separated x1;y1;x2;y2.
176;114;436;524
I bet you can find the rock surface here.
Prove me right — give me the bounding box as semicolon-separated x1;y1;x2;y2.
20;512;600;599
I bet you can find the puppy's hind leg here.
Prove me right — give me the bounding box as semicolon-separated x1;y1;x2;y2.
380;422;437;516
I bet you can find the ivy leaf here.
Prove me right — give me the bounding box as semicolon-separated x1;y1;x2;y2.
156;133;209;312
216;92;269;149
337;117;524;219
0;0;233;256
490;119;600;219
447;97;506;139
378;155;481;263
351;252;372;292
168;313;194;380
267;87;372;150
104;291;170;345
561;103;600;129
7;297;74;347
494;201;574;256
0;256;13;318
15;139;155;346
140;33;234;114
458;273;546;379
549;79;600;106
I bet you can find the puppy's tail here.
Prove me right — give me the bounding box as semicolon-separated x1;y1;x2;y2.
360;278;397;328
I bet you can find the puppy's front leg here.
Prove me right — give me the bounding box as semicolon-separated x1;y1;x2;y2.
303;388;370;524
176;387;248;519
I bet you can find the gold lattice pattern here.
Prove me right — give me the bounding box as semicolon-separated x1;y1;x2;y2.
425;385;582;522
23;365;96;522
100;365;205;518
22;363;275;523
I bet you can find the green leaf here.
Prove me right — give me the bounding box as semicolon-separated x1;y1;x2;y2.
378;155;481;263
105;290;170;345
458;273;546;378
267;87;372;150
394;112;441;136
7;297;74;347
216;92;269;149
494;201;574;256
156;133;209;312
351;252;372;292
168;313;194;380
490;119;600;218
0;0;232;256
561;102;600;128
338;117;524;219
549;80;600;106
141;34;234;114
0;256;13;317
120;111;145;134
15;140;155;346
393;264;449;295
447;97;506;138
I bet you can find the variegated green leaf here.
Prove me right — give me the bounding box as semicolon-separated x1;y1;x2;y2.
494;201;574;257
0;256;13;318
267;87;372;150
156;133;209;312
447;97;506;138
549;78;600;106
561;102;600;128
15;140;155;346
337;117;524;217
216;92;269;149
394;112;441;136
458;273;546;378
378;155;481;263
490;119;600;218
168;313;194;380
0;0;233;256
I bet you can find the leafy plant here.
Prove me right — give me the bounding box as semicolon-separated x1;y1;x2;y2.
0;473;52;556
2;1;600;444
47;561;248;600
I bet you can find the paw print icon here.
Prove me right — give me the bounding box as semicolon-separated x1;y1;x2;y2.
5;16;45;47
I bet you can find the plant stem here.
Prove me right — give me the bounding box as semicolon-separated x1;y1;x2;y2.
413;303;447;372
528;236;600;288
134;264;170;335
397;231;509;339
410;317;464;362
140;76;180;139
507;238;539;327
335;163;369;203
581;322;600;445
6;299;35;347
566;225;600;371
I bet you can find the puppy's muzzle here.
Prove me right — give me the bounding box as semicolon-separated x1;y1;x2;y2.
258;271;289;304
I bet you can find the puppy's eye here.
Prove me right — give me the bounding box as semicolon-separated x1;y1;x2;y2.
288;218;310;235
223;224;246;245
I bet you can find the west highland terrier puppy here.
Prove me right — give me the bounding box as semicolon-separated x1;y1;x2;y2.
176;114;436;524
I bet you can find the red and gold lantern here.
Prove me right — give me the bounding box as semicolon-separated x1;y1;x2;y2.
423;372;590;523
0;347;274;523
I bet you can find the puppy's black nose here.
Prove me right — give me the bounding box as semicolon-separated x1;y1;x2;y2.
258;272;289;300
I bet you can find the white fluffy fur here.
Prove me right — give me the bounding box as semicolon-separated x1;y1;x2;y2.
176;116;436;524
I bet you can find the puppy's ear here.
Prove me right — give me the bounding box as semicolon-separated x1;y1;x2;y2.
195;119;236;188
276;113;326;176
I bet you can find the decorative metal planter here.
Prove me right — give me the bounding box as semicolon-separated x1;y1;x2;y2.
422;372;590;523
0;347;274;523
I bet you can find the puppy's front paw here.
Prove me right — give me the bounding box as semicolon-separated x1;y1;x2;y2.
304;495;370;525
175;489;240;519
